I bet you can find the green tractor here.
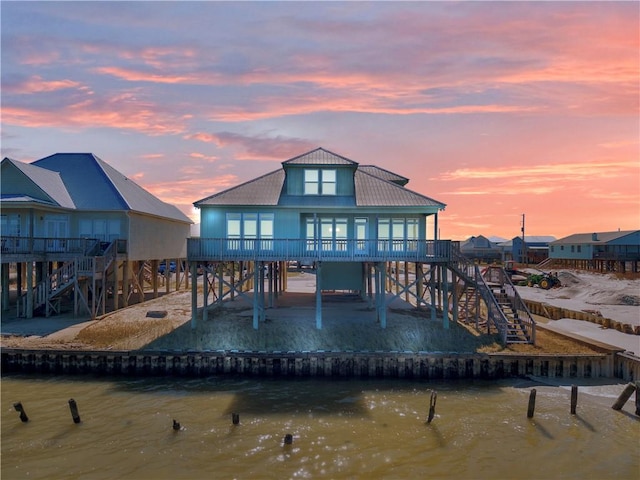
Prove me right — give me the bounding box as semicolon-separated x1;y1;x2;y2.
527;272;561;290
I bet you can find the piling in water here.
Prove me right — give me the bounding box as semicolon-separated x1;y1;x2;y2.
427;391;437;424
612;383;637;411
527;389;537;418
13;402;29;422
173;419;181;431
232;413;240;425
284;434;293;445
570;385;578;415
68;399;81;424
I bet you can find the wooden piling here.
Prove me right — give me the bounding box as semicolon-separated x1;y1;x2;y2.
612;383;637;411
527;389;536;418
232;413;240;425
173;419;181;431
284;434;293;445
427;391;437;423
13;402;29;422
68;398;81;424
570;385;578;415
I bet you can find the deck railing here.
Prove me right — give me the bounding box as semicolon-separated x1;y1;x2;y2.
0;237;127;258
188;238;452;263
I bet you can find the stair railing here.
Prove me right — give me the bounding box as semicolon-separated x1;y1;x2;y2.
473;265;510;344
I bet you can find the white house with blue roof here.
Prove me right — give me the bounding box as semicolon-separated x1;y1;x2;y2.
1;153;192;318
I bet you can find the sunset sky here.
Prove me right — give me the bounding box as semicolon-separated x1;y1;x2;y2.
2;1;638;240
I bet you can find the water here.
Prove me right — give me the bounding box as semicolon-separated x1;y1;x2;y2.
2;375;639;479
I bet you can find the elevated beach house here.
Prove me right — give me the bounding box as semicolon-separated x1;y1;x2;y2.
548;230;640;273
1;153;192;318
189;147;450;329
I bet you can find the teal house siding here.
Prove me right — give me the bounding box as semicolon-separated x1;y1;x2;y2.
550;231;640;261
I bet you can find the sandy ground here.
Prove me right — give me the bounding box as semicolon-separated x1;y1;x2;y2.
515;269;640;354
1;270;638;355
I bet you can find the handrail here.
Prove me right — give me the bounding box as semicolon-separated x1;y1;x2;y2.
497;268;536;344
1;236;100;256
188;238;452;262
473;265;510;344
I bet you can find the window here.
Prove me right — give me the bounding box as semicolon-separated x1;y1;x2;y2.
1;214;21;236
306;217;347;251
226;213;274;251
378;217;420;252
577;245;581;253
355;218;368;251
571;245;575;253
320;217;347;251
304;169;336;195
304;169;319;195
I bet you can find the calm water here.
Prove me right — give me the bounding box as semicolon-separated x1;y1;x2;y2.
2;375;638;480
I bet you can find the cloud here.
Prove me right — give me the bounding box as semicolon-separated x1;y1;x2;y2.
185;131;316;160
438;160;637;182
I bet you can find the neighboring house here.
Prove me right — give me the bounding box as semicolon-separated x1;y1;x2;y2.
499;236;556;264
459;235;503;262
1;153;192;318
549;230;640;273
189;147;449;329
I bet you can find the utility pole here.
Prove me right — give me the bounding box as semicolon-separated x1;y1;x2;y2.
521;214;526;264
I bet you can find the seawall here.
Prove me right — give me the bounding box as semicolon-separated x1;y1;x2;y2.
2;349;638;381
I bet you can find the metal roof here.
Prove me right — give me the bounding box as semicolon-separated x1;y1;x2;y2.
358;165;409;186
354;170;444;208
195;170;285;206
26;153;191;223
282;147;358;166
552;230;639;245
498;236;556;247
2;157;75;208
195;155;445;211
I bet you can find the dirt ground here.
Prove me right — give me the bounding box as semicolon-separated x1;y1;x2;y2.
0;287;605;355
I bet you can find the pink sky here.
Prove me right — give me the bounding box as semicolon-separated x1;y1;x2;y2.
1;2;638;240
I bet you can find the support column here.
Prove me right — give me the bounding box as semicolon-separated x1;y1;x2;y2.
217;263;224;306
190;262;198;329
122;260;129;307
26;261;33;319
113;260;120;312
151;260;159;298
442;265;449;329
315;262;322;329
1;263;9;311
253;264;260;329
430;264;436;321
203;267;209;323
379;262;387;329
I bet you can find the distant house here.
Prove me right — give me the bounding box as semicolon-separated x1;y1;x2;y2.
549;230;640;273
498;236;556;264
459;235;503;262
1;153;192;318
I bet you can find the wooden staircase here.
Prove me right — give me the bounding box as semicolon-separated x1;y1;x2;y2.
17;240;119;319
448;249;536;344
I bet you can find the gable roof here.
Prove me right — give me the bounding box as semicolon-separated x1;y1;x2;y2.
358;165;409;186
195;151;445;210
354;170;444;207
498;236;556;247
195;170;285;206
1;157;75;208
552;230;639;245
282;147;358;166
18;153;190;223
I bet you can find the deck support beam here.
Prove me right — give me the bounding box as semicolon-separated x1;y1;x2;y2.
190;262;198;329
315;262;322;329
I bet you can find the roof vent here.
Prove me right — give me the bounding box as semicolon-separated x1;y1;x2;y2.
592;233;598;241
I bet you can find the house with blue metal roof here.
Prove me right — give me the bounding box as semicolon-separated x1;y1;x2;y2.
548;230;640;272
188;148;536;345
1;153;192;318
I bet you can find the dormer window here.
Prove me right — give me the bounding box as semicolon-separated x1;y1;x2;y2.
304;169;336;195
